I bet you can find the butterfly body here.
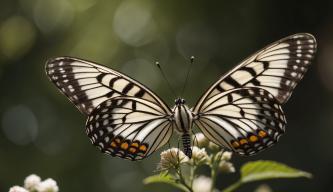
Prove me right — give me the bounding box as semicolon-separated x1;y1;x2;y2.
46;33;316;160
172;98;193;157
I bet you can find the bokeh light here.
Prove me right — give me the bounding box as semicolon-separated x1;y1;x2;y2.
68;0;97;12
101;159;144;191
33;0;74;33
177;21;220;60
1;105;38;145
113;0;156;47
121;58;160;90
0;16;36;60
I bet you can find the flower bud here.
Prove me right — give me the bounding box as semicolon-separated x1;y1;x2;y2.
36;178;59;192
254;184;272;192
221;151;232;161
193;133;209;148
219;161;235;173
208;142;220;151
9;186;28;192
191;146;209;164
192;176;212;192
24;174;41;190
157;148;189;171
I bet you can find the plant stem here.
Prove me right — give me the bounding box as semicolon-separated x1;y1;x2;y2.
176;166;193;192
210;152;221;192
210;167;217;192
189;165;197;188
222;181;242;192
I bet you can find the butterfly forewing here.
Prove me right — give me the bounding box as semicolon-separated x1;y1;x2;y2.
194;88;286;155
86;96;173;160
194;33;316;113
46;57;170;115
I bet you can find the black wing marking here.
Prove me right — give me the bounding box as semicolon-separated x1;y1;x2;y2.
194;88;286;156
86;96;173;160
194;33;316;113
46;57;171;115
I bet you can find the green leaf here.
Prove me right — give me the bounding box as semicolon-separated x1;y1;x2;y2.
223;160;312;192
240;160;312;183
143;174;191;192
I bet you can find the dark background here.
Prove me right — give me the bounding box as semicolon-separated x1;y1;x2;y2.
0;0;333;191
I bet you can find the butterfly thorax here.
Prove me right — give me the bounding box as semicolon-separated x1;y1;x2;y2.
173;98;193;157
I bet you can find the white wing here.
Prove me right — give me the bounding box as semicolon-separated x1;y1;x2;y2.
194;88;286;156
193;33;316;156
86;96;173;160
46;57;170;115
194;33;316;113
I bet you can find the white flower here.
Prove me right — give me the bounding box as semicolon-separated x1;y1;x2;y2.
191;146;208;164
36;178;59;192
219;161;235;173
193;133;209;148
157;148;189;171
8;186;28;192
217;151;235;173
24;174;41;190
254;184;272;192
221;151;232;161
208;142;220;151
192;176;212;192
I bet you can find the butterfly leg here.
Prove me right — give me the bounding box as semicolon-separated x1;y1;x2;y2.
191;130;198;147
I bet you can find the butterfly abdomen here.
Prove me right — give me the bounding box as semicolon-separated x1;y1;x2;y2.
181;133;192;158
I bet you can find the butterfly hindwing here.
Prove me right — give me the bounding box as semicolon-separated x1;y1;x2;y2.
86;96;173;160
46;57;170;115
194;87;286;156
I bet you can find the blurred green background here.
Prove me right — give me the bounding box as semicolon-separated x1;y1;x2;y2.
1;0;333;191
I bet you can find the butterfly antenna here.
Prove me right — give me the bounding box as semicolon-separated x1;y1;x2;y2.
181;56;195;96
155;61;177;98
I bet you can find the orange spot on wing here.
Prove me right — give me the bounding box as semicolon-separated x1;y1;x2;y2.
249;135;258;142
232;141;240;148
131;142;139;148
115;138;121;144
128;147;137;154
258;130;267;138
240;139;248;145
111;141;117;148
121;142;129;150
139;144;147;152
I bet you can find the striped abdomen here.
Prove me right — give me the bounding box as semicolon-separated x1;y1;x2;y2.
182;133;192;158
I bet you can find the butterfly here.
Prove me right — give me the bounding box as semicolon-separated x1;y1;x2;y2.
45;33;316;160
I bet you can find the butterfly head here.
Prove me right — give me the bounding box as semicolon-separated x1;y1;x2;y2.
175;98;186;105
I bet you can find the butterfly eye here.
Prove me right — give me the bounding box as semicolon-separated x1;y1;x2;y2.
175;98;183;104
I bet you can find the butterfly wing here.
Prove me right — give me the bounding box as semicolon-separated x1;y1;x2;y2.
45;57;170;115
194;88;286;155
86;96;173;160
194;33;316;113
193;33;316;155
